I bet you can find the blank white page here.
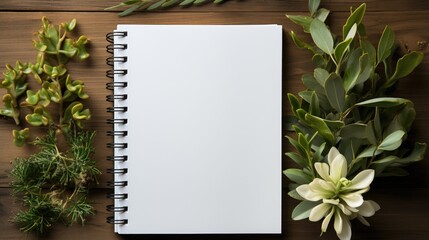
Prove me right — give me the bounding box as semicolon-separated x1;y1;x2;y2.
113;25;282;234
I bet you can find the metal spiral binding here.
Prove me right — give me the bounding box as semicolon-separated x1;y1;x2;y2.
107;56;128;66
106;82;127;90
106;130;128;137
106;94;128;102
106;31;129;225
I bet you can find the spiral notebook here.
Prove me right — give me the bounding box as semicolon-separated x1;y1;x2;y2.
106;25;282;234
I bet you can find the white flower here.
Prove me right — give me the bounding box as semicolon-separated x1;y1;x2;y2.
296;147;380;240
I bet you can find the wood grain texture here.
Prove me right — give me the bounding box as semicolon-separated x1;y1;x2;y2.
0;0;429;12
0;0;428;239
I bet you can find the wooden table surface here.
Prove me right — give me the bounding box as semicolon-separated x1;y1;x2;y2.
1;0;429;239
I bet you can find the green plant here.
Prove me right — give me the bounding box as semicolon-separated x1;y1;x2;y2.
0;17;91;146
0;17;99;234
106;0;226;17
284;0;426;239
11;127;100;234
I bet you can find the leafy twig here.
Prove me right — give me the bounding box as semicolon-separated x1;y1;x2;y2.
105;0;227;17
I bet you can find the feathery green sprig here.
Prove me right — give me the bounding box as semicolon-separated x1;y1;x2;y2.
11;127;100;234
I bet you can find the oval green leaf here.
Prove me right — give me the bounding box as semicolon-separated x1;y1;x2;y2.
310;19;334;55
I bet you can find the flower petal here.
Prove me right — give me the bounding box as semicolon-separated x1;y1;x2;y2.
296;184;323;201
309;178;336;194
321;208;335;233
336;212;352;240
334;210;343;235
328;147;341;166
341;193;364;208
309;203;331;222
323;198;340;205
315;162;331;182
348;169;375;190
357;200;381;217
330;154;347;182
337;203;352;215
357;215;370;226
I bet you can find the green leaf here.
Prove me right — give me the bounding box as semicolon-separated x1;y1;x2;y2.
377;25;395;64
25;112;49;127
343;3;366;39
356;97;410;108
299;91;331;112
339;123;367;139
67;19;77;31
399;143;427;164
387;51;424;84
298;133;310;151
286;136;308;158
374;107;382;140
75;36;90;61
356;145;383;159
292;201;320;220
309;0;320;16
287;15;313;33
288;93;300;114
302;73;323;93
354;53;372;88
370;156;399;175
13;128;30;147
312;54;327;68
343;48;362;92
289;31;316;54
162;0;181;8
384;108;412;137
25;90;39;106
378;130;405;151
324;73;345;112
118;4;142;16
315;8;329;22
334;37;353;64
310;19;334;55
366;121;378;145
309;91;320;116
284;168;312;184
288;189;305;201
285;152;308;167
360;39;377;66
314;68;329;86
148;0;167;10
304;113;335;145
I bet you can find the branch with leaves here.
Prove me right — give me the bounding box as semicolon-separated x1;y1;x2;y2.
106;0;226;17
284;0;426;239
0;17;100;234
